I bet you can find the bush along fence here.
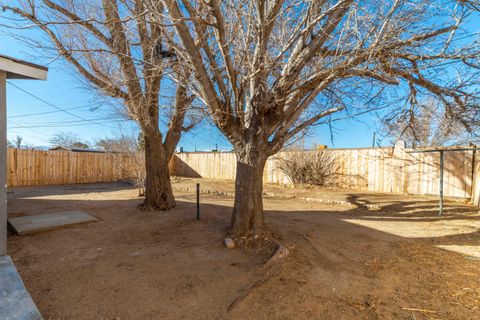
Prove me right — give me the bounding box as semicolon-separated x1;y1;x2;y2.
171;144;479;202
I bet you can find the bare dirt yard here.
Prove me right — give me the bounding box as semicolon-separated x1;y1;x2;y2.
7;179;480;320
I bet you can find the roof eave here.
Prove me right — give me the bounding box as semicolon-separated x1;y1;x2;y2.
0;55;48;80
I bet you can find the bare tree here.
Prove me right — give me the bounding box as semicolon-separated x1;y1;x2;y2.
3;0;196;210
382;100;473;148
151;0;480;238
8;135;23;149
50;131;90;149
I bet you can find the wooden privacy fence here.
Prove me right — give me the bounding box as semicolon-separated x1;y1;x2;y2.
8;146;480;203
472;157;480;205
171;145;479;200
7;148;134;187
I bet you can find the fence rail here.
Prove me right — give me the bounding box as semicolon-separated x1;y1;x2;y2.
172;146;478;200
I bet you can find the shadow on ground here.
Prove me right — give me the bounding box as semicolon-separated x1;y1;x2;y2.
6;182;480;320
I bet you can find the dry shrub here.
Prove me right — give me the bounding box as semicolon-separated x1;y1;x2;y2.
121;152;146;197
279;151;340;187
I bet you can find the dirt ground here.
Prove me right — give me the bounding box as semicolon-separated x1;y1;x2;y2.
7;180;480;320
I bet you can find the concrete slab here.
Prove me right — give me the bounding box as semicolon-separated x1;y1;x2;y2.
8;211;97;235
0;255;42;320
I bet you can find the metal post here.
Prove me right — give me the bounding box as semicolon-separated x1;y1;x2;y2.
408;147;480;216
0;71;6;256
196;183;200;220
439;150;444;216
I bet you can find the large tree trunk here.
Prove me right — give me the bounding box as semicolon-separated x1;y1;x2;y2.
230;149;268;237
139;133;176;210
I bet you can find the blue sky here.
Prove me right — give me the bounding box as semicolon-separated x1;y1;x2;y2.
1;29;381;151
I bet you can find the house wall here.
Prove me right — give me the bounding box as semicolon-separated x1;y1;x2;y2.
1;71;6;255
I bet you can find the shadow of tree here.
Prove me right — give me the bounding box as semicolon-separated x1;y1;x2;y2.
5;182;480;320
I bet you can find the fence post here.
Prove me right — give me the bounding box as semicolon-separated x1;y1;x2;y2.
472;155;480;206
439;150;444;215
196;183;200;220
393;141;408;194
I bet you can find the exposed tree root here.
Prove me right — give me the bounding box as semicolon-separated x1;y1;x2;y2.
226;239;290;314
226;269;279;314
264;240;290;267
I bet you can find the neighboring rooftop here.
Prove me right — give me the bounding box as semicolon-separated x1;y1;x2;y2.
48;146;106;153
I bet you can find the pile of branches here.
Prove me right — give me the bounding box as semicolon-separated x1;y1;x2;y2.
279;151;340;187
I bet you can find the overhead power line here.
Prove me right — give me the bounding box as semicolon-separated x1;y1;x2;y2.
10;116;126;127
8;120;54;139
8;104;90;118
9;119;125;129
7;81;119;129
